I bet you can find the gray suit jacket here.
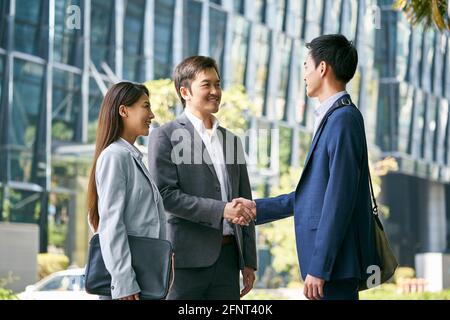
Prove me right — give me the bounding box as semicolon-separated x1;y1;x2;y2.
148;113;257;270
96;138;167;299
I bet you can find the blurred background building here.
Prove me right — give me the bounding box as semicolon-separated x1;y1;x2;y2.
0;0;449;280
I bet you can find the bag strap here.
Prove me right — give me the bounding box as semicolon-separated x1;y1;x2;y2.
368;170;379;216
343;100;379;217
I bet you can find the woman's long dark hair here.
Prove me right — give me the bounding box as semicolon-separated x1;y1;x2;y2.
87;82;149;232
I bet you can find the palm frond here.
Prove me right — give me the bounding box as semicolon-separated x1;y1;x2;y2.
394;0;449;32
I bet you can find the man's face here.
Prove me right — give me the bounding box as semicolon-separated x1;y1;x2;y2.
303;54;322;98
183;68;222;115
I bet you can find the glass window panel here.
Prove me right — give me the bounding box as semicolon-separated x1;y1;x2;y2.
6;188;41;224
411;90;425;159
52;69;82;143
432;34;446;96
54;0;82;67
286;0;303;38
323;0;340;34
375;83;394;151
252;25;270;117
303;0;323;42
279;126;292;173
298;129;312;167
305;96;318;131
275;0;286;31
340;0;358;40
14;0;47;56
276;34;291;121
424;96;437;162
408;24;423;87
183;0;202;58
230;16;249;85
421;29;434;92
123;0;145;81
347;67;361;107
253;0;266;23
0;0;8;48
296;45;307;124
0;54;3;102
398;83;414;154
257;120;271;170
396;18;411;81
10;59;44;183
209;7;227;74
362;67;379;144
48;192;74;253
90;0;115;67
88;78;112;143
444;38;450;99
154;0;175;79
233;0;244;14
436;99;448;165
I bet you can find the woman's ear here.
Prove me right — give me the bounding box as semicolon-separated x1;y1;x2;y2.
118;105;128;118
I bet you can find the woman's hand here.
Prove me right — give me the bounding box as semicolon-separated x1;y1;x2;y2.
118;293;140;300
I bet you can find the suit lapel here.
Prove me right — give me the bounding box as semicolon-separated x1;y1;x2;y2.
218;126;234;201
176;114;220;183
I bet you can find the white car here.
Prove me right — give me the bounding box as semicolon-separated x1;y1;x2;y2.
17;268;99;300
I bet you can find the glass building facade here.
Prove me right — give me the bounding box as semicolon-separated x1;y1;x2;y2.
0;0;449;267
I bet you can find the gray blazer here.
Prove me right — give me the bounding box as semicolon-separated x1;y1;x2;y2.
96;138;166;299
148;113;257;270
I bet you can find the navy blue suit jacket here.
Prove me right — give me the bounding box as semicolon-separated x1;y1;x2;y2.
255;95;378;282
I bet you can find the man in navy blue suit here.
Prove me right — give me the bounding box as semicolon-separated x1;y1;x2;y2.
233;34;378;300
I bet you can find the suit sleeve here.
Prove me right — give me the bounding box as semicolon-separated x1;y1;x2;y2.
307;112;364;281
236;137;257;270
148;127;226;230
255;192;295;225
96;151;140;299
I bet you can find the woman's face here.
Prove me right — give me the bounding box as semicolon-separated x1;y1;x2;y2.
123;93;154;137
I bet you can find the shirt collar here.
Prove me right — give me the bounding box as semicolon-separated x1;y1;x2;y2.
184;108;219;135
314;91;348;118
118;137;143;161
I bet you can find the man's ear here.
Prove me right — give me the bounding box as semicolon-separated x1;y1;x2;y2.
180;86;191;101
319;61;328;78
118;105;128;118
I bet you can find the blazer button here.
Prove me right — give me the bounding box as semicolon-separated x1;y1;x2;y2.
111;286;114;290
216;186;220;192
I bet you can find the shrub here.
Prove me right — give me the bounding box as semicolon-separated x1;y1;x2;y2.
393;267;415;284
37;253;70;279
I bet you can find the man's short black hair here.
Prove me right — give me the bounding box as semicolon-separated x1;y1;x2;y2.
306;34;358;84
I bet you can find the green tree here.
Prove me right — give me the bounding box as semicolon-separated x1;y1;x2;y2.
394;0;450;31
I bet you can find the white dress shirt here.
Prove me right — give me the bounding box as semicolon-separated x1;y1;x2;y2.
312;91;348;139
184;109;234;236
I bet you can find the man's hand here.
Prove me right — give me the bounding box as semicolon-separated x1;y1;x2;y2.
224;201;254;226
240;267;256;298
303;274;325;300
118;293;140;300
231;198;256;225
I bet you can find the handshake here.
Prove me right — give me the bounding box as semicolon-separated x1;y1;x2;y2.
223;198;256;226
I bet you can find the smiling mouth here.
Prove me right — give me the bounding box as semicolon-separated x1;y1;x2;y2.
145;120;152;126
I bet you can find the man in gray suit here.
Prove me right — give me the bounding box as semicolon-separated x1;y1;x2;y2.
148;56;257;300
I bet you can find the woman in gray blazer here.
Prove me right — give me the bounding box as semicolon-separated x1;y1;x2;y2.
86;82;166;300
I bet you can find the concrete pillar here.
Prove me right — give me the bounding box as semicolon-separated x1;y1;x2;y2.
426;181;447;252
